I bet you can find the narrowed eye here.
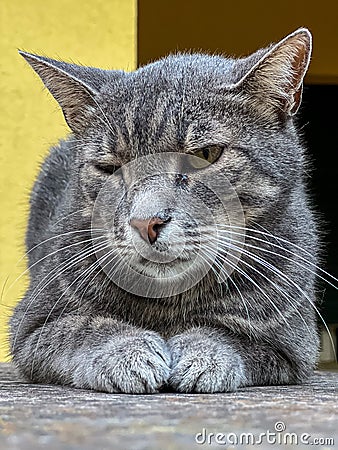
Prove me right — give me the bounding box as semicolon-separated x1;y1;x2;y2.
188;145;223;169
94;164;119;175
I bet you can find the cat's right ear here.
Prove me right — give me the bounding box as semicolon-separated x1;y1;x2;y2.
19;51;106;133
230;28;312;119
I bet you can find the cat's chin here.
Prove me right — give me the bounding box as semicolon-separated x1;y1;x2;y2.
117;259;206;298
133;257;193;278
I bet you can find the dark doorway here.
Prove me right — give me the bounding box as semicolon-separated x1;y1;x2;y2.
300;85;338;322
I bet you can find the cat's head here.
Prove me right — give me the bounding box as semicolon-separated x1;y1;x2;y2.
20;28;312;297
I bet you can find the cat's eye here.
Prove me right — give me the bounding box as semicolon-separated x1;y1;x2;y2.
188;145;223;169
94;164;119;175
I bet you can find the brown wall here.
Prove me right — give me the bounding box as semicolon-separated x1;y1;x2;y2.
138;0;338;83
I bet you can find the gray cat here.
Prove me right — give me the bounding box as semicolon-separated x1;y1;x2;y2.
10;28;322;393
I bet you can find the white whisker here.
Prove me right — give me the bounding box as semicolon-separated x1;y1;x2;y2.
208;235;336;359
12;240;109;354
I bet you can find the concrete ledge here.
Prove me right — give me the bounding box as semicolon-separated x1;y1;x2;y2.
0;363;337;449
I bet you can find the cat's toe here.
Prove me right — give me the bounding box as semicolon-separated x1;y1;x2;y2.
169;353;245;393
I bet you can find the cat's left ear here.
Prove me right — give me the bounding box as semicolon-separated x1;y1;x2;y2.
233;28;312;116
19;51;111;133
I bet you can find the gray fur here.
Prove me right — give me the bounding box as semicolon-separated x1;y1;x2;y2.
10;29;320;393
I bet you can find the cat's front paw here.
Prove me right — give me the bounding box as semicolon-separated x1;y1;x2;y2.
168;332;246;393
73;332;171;394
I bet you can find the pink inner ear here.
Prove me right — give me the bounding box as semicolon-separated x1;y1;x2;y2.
286;34;311;114
289;38;310;91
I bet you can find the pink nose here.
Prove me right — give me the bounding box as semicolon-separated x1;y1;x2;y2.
130;217;167;244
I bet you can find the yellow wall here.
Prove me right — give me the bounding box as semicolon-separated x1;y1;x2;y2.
0;0;136;361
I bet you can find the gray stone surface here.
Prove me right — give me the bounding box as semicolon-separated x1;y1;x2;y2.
0;363;337;449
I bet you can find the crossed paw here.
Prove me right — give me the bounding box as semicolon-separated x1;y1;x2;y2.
74;330;246;394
